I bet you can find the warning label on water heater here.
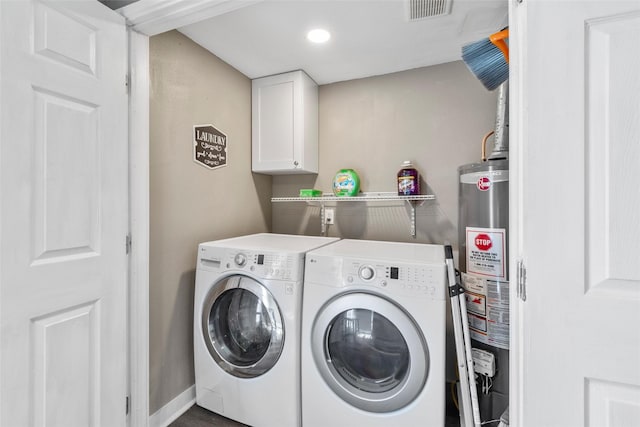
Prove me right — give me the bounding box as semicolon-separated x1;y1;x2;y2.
466;227;506;280
462;272;510;350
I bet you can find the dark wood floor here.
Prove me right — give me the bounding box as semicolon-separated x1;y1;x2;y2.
170;405;248;427
171;404;461;427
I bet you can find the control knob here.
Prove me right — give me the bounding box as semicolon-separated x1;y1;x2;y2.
359;266;375;281
234;253;247;267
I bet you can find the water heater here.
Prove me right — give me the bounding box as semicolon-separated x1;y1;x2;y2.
458;84;509;422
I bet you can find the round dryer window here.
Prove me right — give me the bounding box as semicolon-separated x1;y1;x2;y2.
312;292;429;413
202;274;284;378
327;308;409;393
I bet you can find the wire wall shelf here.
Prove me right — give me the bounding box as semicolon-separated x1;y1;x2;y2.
271;192;436;237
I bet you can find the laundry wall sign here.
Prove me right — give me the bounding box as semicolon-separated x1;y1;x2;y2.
193;124;227;170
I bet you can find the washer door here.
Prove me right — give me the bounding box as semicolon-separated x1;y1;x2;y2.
202;274;284;378
311;292;428;413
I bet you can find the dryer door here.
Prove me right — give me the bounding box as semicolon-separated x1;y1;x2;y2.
202;274;284;378
311;292;428;413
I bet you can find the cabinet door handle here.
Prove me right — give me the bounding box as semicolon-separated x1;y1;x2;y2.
293;161;299;167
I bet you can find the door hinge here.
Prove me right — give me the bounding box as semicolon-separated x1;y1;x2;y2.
126;234;132;255
126;395;130;415
125;73;130;94
517;259;527;301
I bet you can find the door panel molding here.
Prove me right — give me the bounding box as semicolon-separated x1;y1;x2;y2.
31;301;100;427
586;378;640;427
31;86;100;263
585;11;640;295
34;1;98;75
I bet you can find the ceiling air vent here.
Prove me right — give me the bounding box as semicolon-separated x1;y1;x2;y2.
407;0;452;20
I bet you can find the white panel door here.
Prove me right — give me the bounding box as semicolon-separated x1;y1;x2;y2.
511;1;640;426
0;0;128;425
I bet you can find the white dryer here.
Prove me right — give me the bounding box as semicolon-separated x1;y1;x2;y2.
301;239;447;427
194;233;339;427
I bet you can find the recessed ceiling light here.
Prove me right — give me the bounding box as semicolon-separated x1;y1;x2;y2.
307;29;331;44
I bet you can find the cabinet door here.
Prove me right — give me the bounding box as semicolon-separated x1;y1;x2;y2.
252;71;318;174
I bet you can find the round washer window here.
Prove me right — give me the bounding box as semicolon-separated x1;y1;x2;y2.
209;288;273;366
202;275;284;378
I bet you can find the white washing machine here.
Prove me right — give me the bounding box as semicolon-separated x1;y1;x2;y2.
194;233;339;427
301;239;447;427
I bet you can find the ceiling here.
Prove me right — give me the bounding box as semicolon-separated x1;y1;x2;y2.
177;0;507;85
118;0;507;85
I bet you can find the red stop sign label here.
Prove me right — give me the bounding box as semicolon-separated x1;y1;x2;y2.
477;176;491;191
475;234;492;251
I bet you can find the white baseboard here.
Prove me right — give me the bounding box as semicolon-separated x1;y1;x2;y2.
149;385;196;427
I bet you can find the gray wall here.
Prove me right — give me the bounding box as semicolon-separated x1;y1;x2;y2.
149;31;271;414
273;62;497;249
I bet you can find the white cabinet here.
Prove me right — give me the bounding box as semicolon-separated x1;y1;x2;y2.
252;70;318;174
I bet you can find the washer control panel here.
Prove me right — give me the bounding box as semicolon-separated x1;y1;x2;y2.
343;259;445;299
199;245;302;281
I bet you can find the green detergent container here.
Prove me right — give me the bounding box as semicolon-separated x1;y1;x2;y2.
332;169;360;196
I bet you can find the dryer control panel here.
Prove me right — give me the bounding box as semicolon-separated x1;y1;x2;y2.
343;259;446;300
199;246;303;281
